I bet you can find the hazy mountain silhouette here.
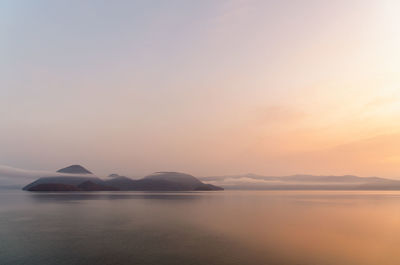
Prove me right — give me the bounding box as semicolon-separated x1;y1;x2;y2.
104;172;223;191
23;165;400;191
23;166;223;191
77;180;118;191
203;174;400;190
27;183;81;191
56;165;92;174
23;176;105;191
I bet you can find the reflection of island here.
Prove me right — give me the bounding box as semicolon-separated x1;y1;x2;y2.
23;165;223;192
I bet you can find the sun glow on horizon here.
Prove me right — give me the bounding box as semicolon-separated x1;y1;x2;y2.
1;0;400;178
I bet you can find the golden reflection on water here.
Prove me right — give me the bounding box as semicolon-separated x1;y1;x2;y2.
187;191;400;265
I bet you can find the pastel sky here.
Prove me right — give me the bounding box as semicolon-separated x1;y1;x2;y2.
1;0;400;178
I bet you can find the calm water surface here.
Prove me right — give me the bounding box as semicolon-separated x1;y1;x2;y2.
1;190;400;265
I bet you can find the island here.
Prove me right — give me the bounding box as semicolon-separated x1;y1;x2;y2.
23;165;224;192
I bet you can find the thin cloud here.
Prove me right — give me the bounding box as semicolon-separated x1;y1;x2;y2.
0;165;57;180
0;165;96;186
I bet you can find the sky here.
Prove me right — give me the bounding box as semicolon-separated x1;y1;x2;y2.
1;0;400;179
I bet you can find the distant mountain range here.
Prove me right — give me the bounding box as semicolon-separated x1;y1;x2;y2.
200;174;400;190
16;165;400;191
23;165;223;192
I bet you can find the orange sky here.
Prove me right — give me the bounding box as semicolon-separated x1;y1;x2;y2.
1;0;400;178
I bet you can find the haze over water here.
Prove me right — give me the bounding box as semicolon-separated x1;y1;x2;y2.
1;190;399;265
2;1;400;264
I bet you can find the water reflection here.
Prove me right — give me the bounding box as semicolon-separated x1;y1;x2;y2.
1;191;400;265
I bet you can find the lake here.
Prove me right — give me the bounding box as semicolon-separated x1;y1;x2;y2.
1;190;399;265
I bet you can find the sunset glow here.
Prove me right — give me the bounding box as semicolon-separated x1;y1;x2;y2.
1;0;400;178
